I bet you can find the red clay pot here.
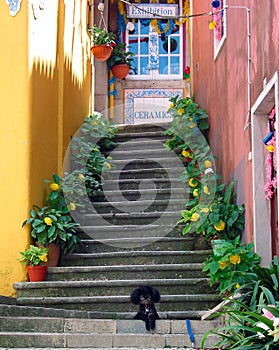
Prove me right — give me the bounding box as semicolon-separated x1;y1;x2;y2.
91;45;113;61
27;265;47;282
111;64;130;79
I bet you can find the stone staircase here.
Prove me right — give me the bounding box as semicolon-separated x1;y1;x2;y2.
6;123;221;348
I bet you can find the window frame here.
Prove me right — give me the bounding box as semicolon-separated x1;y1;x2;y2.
125;1;184;81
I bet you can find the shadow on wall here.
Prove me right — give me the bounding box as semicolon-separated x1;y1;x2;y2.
28;0;91;205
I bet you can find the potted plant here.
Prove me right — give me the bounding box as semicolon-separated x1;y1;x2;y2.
22;205;79;261
89;25;116;61
22;174;80;266
18;245;48;282
107;43;135;79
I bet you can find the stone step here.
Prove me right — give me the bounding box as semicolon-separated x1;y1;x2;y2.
106;148;179;160
109;157;186;170
15;293;220;313
60;250;212;266
77;210;184;226
74;236;210;252
0;317;220;348
101;168;186;181
46;264;208;283
93;187;187;203
14;277;211;298
116;122;170;134
110;138;170;151
78;224;184;241
100;177;184;190
88;199;185;215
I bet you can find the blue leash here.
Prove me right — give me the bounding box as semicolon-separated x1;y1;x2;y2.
186;319;196;348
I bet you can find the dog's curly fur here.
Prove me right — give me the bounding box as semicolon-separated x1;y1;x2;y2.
130;285;160;332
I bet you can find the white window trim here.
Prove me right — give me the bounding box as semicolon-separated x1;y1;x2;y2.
251;71;279;267
125;0;184;81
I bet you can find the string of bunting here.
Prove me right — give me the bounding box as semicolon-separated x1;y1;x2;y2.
110;0;190;36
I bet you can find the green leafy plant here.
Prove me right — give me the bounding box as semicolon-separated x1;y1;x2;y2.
65;112;116;208
89;25;115;46
201;302;279;349
236;256;279;310
179;181;245;241
202;236;261;295
107;42;135;67
18;245;48;266
22;205;79;254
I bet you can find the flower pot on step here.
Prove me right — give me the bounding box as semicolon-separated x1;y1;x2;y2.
46;243;61;267
111;64;130;79
91;45;113;61
27;265;47;282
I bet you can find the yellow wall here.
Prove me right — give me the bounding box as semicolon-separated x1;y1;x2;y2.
0;0;91;296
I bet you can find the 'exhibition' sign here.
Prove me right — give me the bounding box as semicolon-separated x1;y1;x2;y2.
127;4;178;19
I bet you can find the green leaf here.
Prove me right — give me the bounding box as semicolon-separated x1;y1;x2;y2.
53;173;61;185
36;224;46;233
50;191;59;200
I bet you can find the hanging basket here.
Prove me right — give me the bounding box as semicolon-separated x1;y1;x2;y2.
111;64;130;79
91;45;113;61
27;265;47;282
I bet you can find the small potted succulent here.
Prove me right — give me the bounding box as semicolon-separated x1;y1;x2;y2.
107;43;135;79
89;25;116;61
18;245;49;282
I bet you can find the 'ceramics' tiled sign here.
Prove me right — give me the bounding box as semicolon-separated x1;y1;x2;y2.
124;88;184;125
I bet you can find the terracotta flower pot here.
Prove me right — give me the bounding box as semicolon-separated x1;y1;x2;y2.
91;45;113;61
46;243;61;267
27;265;47;282
111;64;130;79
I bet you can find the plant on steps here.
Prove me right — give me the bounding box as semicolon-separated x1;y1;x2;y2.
18;245;48;282
63;112;116;210
202;236;261;295
22;173;80;256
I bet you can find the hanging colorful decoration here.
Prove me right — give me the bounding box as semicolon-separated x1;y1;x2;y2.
111;0;190;36
183;66;190;81
212;1;222;41
264;107;277;200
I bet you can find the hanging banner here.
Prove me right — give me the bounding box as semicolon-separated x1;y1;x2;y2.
127;4;178;19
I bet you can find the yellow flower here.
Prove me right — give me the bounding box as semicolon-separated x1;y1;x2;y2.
189;178;199;188
190;213;200;222
91;121;98;126
214;220;225;231
209;20;216;30
200;207;209;213
70;202;76;211
78;173;85;180
189;118;193;121
50;183;59;191
178;108;184;115
235;283;240;289
105;162;111;170
203;185;210;195
218;261;228;270
39;254;48;262
182;150;190;158
267;145;274;153
44;217;53;226
193;189;199;197
230;254;241;265
169;103;174;108
204;160;212;168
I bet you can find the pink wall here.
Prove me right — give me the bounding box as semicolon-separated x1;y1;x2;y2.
192;0;279;243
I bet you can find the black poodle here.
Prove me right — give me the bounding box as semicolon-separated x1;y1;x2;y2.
130;285;160;332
